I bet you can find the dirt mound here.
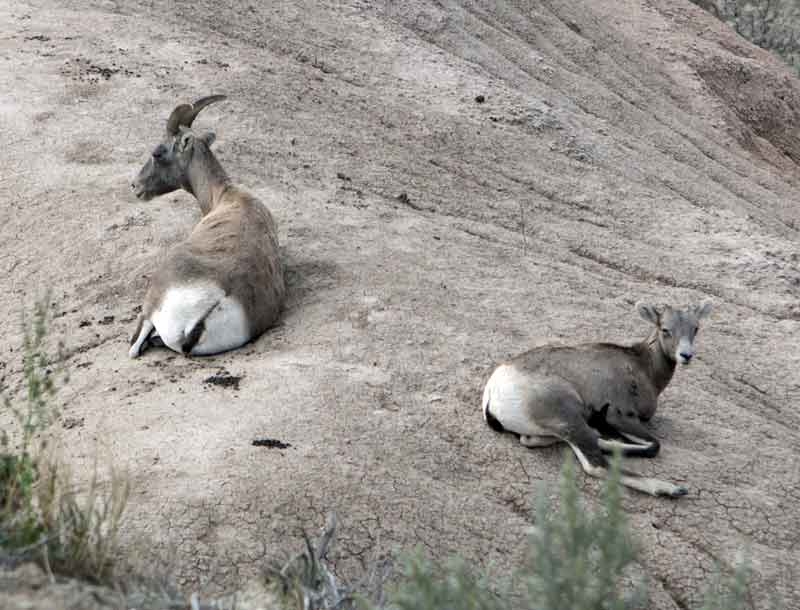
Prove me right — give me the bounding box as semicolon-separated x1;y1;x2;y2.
1;0;799;608
0;561;283;610
0;563;122;610
696;50;800;165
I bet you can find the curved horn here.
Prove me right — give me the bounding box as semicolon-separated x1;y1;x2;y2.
165;94;227;135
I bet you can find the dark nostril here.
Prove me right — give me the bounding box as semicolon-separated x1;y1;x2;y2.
680;352;693;361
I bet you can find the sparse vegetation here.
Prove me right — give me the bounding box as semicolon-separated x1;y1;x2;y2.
381;553;508;610
523;455;644;610
264;513;349;610
0;302;764;609
369;453;756;610
0;297;129;586
1;297;63;552
700;558;754;610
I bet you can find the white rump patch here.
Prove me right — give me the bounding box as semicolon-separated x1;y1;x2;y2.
151;283;225;353
190;295;250;356
151;284;250;356
483;364;551;437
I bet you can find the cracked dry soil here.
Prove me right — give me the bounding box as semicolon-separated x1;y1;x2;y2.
1;0;799;608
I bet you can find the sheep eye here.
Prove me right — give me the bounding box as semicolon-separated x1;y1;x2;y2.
661;328;671;337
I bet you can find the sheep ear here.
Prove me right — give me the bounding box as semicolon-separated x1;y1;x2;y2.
636;301;660;325
693;301;712;320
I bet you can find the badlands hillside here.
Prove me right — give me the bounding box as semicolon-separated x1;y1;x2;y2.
1;0;799;608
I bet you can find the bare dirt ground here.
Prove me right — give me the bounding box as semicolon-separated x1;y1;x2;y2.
1;0;799;608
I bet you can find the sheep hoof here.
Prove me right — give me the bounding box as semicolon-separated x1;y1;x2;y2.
663;485;688;498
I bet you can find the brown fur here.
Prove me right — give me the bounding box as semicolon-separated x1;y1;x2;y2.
515;328;676;426
484;302;712;497
141;175;285;337
131;97;285;355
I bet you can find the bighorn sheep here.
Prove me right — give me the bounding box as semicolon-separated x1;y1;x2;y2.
128;95;285;358
482;301;712;497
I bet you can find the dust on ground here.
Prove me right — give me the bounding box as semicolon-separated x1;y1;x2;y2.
1;1;799;608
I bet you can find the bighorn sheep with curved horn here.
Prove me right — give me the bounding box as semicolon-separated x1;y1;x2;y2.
128;95;285;358
482;301;712;497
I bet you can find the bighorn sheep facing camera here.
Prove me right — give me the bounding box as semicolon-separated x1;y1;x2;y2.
129;95;285;357
482;301;712;497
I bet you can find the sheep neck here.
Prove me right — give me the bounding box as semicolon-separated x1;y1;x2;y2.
639;329;676;395
183;144;231;216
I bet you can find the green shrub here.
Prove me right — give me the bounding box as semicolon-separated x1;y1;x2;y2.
0;297;62;550
699;557;752;610
0;297;129;585
0;299;765;608
367;453;640;610
523;453;644;610
264;514;348;609
371;452;758;610
385;553;508;610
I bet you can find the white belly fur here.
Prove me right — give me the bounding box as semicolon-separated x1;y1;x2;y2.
151;284;250;356
483;364;551;437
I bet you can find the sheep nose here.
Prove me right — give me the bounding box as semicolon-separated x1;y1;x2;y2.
680;352;693;362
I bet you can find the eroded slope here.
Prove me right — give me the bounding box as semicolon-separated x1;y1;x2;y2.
1;1;798;607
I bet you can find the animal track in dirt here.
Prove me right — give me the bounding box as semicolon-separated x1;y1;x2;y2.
77;315;115;329
195;58;231;70
105;212;152;232
61;416;84;429
60;56;140;82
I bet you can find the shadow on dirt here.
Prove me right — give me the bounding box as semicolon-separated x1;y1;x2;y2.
282;253;341;310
